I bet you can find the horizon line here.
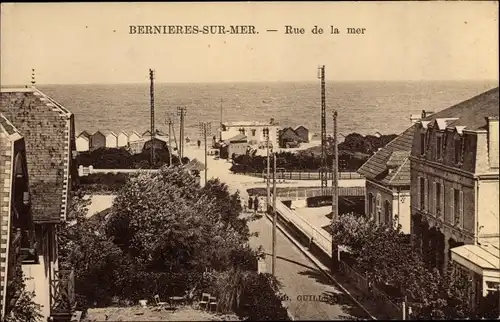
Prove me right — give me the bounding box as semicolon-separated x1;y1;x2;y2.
2;79;499;87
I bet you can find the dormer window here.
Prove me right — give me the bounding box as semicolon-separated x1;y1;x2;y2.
454;136;464;165
420;132;426;156
436;135;442;160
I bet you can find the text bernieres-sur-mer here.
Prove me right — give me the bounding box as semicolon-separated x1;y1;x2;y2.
129;25;258;35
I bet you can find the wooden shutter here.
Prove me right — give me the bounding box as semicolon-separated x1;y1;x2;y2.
432;182;437;215
417;177;421;209
459;190;464;227
424;178;429;211
440;183;445;219
450;188;455;224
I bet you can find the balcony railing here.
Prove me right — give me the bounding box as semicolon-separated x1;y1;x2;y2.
50;270;76;315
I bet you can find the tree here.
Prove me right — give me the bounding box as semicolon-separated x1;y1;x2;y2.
330;213;471;319
4;271;42;322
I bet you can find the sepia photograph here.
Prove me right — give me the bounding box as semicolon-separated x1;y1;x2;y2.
0;2;499;321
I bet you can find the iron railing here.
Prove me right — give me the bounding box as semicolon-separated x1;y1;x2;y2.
238;170;364;180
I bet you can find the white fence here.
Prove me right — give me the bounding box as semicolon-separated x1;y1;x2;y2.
78;165;159;176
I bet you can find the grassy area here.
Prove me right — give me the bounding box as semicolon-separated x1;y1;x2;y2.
83;306;240;321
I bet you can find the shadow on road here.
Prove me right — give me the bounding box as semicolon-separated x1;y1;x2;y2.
298;270;371;320
264;253;319;272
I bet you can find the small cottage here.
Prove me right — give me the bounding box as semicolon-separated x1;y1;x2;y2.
294;125;309;143
101;130;118;148
279;127;303;148
219;134;248;159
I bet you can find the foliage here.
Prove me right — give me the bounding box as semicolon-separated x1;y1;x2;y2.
76;147;180;169
58;166;288;319
75;172;130;193
330;213;473;319
4;270;43;322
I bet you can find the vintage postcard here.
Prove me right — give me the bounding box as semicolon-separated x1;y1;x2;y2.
0;2;498;322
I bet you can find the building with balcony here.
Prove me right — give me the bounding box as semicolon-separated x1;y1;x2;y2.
409;87;499;308
1;87;77;321
218;118;279;147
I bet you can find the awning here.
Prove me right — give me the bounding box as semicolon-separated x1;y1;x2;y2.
451;243;500;277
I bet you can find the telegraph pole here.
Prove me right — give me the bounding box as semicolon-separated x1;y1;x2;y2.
167;116;173;166
177;107;187;159
220;99;223;142
199;122;211;185
272;152;277;276
317;65;328;195
149;69;156;167
266;129;271;214
331;110;339;270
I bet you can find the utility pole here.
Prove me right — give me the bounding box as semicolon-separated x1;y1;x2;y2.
220;99;223;142
331;110;339;270
199;122;211;185
167;116;173;166
177;107;187;159
266;128;271;214
317;65;328;195
272;151;277;276
149;69;155;167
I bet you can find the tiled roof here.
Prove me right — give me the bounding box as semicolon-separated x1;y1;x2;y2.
357;125;416;187
0;88;73;223
422;87;499;131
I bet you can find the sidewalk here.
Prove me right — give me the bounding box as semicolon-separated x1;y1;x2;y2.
288;205;394;320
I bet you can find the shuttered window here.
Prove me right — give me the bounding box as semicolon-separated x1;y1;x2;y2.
418;176;424;209
433;182;437;216
459;190;464;228
424;178;429;211
450;188;456;224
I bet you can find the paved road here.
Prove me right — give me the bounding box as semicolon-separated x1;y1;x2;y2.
248;217;369;320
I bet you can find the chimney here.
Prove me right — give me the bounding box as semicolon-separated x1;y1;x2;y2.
270;118;275;125
410;114;421;125
486;116;499;168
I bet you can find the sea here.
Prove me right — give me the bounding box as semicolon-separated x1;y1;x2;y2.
39;81;498;140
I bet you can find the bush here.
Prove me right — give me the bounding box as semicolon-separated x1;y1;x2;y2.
76;173;130;193
76;147;179;169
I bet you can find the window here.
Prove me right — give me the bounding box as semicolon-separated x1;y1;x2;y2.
368;193;374;217
419;177;425;210
251;129;256;136
435;182;442;217
420;133;426;155
384;201;391;225
452;188;463;227
436;136;442;160
454;136;464;164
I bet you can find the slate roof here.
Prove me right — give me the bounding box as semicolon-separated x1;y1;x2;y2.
1;87;73;223
422;87;499;131
357;125;416;187
280;127;303;141
225;134;248;143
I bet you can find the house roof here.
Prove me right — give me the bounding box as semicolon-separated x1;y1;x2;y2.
129;130;142;137
186;158;205;171
1;87;73;223
118;130;128;136
78;130;91;139
225;133;248;143
357;125;416;187
295;125;308;132
223;121;277;127
280;127;303;141
422;87;499;132
451;243;500;271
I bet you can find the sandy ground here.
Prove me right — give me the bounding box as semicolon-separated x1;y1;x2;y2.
85;195;116;218
84;306;239;321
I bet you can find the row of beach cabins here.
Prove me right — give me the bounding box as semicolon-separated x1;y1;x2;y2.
76;129;171;153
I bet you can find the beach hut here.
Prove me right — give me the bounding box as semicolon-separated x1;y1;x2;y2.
101;130;118;148
90;131;106;150
279;127;303;148
117;131;129;147
76;130;91;151
129;131;142;142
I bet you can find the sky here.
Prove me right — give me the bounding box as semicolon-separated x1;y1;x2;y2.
1;2;498;85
